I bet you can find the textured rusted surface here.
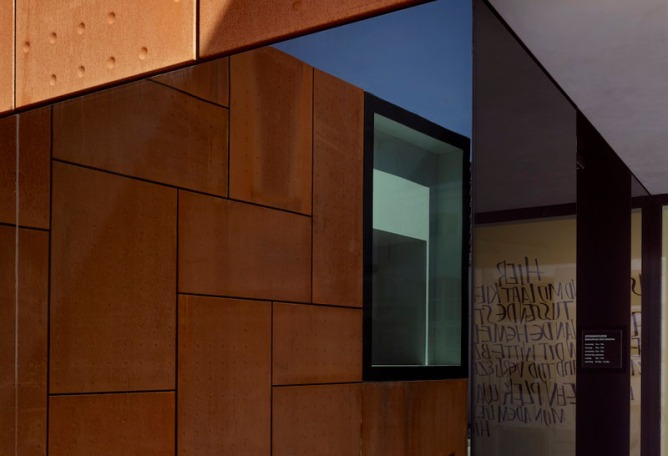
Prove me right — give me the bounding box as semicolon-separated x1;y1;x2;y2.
49;392;175;455
0;108;51;229
6;0;424;112
179;190;311;302
0;116;17;225
53;80;228;196
312;69;363;307
179;295;271;455
273;383;362;456
50;163;177;393
0;227;49;456
0;0;13;112
16;0;195;106
362;380;468;456
200;0;425;57
230;47;312;214
152;56;229;106
273;303;362;385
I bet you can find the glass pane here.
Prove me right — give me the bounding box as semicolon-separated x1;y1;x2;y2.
471;0;577;452
662;207;668;453
472;217;576;454
631;209;642;456
371;111;465;367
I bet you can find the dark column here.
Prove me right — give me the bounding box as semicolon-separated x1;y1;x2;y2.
576;113;631;455
641;201;662;456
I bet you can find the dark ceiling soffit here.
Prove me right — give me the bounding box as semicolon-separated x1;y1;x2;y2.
478;0;577;112
479;0;651;196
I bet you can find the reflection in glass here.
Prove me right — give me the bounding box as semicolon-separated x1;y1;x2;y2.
661;207;668;454
370;108;466;368
471;0;577;452
630;209;642;456
473;217;576;455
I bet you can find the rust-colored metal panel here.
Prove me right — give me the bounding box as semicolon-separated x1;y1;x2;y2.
17;108;51;229
179;295;271;455
0;108;51;229
50;163;177;393
152;57;229;107
200;0;425;57
53;80;228;197
0;227;49;456
0;116;17;225
230;47;312;214
179;190;311;302
362;379;468;456
0;0;13;112
313;69;363;307
15;0;195;107
0;226;16;456
273;383;362;456
273;303;362;385
49;392;174;455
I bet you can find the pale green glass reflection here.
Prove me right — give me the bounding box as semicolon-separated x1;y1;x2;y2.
371;113;464;367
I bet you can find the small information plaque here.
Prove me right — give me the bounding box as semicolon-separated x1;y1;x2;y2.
581;329;623;369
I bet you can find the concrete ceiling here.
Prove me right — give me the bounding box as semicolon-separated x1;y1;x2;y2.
487;0;668;195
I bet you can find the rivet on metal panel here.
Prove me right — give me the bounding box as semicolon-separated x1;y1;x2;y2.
77;23;86;35
77;66;85;78
23;42;30;53
49;32;57;44
107;57;116;69
50;75;57;86
139;47;148;60
107;12;116;24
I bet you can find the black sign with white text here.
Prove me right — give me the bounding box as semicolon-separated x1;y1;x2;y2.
581;330;623;369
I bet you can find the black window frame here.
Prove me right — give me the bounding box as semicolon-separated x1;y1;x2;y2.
362;92;470;382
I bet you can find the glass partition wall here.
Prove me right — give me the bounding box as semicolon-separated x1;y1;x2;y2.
471;0;577;453
631;208;643;455
662;207;668;454
472;217;576;454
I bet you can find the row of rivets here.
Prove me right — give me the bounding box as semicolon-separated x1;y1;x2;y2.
22;11;154;87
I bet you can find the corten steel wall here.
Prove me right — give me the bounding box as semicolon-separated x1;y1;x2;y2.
0;47;468;455
1;0;429;113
